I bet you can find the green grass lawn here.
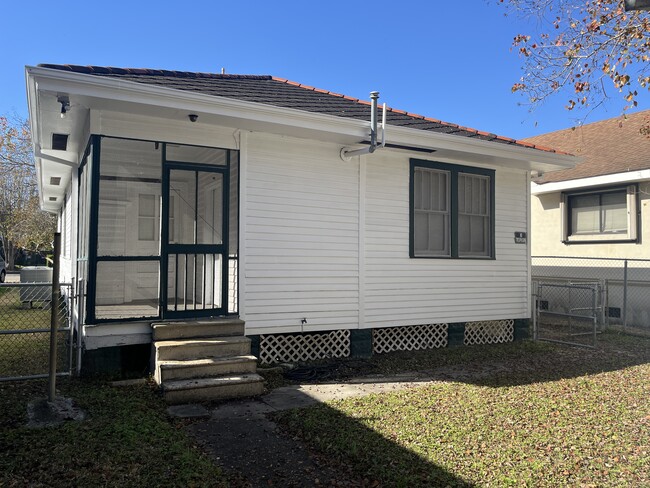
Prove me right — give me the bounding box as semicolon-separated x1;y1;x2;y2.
275;333;650;487
0;378;227;488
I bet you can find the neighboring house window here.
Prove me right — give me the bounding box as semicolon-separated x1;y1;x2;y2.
138;194;156;241
562;185;638;243
410;160;495;259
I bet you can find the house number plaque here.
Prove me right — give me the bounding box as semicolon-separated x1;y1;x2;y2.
514;232;527;244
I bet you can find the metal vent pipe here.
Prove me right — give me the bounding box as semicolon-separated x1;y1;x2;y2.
341;91;386;161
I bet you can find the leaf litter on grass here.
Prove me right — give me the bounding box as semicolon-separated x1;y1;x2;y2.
276;333;650;487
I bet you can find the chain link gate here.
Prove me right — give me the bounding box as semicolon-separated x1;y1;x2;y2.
0;282;74;381
534;282;600;348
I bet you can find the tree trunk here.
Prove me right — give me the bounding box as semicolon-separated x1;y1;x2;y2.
6;241;15;271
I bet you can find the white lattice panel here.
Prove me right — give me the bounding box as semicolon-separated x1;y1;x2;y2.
373;323;448;354
464;320;514;345
259;329;350;364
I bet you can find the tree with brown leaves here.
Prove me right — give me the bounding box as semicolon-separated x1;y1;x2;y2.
0;115;56;270
501;0;650;114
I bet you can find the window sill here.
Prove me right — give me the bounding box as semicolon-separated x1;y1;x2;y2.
564;234;637;245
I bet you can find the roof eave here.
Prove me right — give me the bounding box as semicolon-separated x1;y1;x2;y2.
531;169;650;195
26;65;578;176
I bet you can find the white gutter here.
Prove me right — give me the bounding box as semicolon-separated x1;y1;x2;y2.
34;145;78;167
531;169;650;195
26;67;46;209
25;66;577;172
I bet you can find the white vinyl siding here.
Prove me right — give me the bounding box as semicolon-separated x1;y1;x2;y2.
364;153;528;329
243;134;359;335
242;132;530;335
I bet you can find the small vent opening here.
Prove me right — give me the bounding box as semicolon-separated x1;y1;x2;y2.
49;176;61;186
51;133;69;151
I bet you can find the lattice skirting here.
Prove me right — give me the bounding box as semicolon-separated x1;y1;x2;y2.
373;323;448;354
259;329;350;364
464;320;514;345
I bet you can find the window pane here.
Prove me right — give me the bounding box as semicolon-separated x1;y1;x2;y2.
139;194;155;217
428;213;448;255
570;190;628;235
458;174;490;257
571;194;600;234
602;192;627;233
138;218;155;241
414;211;429;253
413;167;450;256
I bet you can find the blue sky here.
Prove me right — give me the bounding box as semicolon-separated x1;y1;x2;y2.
2;0;648;139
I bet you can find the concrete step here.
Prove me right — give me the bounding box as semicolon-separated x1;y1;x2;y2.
152;319;245;341
157;355;258;383
155;336;252;361
163;374;265;404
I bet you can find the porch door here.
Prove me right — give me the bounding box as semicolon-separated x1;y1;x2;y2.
161;162;228;318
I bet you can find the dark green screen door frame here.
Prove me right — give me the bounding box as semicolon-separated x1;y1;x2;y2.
161;160;230;319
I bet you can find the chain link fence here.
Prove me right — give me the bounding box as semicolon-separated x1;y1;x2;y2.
0;282;74;381
534;282;600;347
532;256;650;342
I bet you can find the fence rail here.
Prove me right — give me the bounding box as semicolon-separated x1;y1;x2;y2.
0;282;74;381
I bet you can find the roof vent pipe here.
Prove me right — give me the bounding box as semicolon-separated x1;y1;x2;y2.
341;91;386;161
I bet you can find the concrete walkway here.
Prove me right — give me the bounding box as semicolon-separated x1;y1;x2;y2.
169;371;428;420
177;372;432;488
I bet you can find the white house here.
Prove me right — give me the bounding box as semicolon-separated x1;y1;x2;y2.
26;64;575;401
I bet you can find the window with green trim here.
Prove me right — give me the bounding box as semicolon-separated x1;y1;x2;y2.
410;160;495;259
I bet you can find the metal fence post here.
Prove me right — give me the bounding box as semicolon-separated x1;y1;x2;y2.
622;259;628;328
48;233;61;402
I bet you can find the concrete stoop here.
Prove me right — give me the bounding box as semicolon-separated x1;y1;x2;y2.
152;318;263;404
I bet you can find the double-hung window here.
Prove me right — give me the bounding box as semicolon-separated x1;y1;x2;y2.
410;160;495;259
562;185;637;242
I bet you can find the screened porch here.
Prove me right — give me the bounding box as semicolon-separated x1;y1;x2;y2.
76;135;239;324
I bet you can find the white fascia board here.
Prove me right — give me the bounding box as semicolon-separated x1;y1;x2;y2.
380;124;578;172
26;66;577;173
26;66;366;140
26;67;47;210
531;169;650;195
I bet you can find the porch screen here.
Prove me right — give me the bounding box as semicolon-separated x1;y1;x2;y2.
95;137;162;320
98;138;162;257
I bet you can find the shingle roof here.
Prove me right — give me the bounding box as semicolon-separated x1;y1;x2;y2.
523;110;650;184
38;64;564;154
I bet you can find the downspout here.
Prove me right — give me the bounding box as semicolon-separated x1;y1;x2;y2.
341;92;386;161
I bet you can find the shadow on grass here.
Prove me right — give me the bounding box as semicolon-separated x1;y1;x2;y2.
189;390;473;488
275;399;474;487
